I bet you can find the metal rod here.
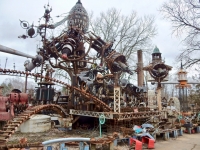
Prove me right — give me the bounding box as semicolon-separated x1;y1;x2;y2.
183;87;185;111
100;123;102;137
4;57;7;69
24;74;28;93
186;87;188;112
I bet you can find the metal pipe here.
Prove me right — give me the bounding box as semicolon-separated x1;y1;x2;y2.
42;138;91;145
51;16;68;29
24;74;28;93
0;44;35;59
186;87;188;112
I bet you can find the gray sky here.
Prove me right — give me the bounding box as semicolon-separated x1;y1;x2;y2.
0;0;185;83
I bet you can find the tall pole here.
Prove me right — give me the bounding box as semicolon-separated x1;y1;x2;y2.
156;87;162;111
183;87;185;111
137;50;144;87
186;87;188;112
24;74;28;93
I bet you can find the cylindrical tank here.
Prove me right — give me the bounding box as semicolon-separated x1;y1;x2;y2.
10;93;19;104
19;93;28;104
20;114;51;133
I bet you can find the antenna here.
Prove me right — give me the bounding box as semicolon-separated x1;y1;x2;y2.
4;57;7;69
13;63;15;70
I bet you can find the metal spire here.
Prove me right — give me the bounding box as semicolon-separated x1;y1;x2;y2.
68;0;89;33
77;0;82;4
181;60;183;69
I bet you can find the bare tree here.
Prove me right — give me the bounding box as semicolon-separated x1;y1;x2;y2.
160;0;200;68
89;8;157;68
0;77;36;96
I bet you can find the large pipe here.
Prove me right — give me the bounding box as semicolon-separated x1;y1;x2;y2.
0;44;35;59
42;138;91;145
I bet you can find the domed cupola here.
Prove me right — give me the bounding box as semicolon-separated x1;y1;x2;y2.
152;46;162;63
67;0;89;33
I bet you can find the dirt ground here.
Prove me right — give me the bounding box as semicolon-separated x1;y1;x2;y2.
7;129;200;150
154;133;200;150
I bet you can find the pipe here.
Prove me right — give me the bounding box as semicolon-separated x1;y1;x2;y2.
50;16;68;29
42;138;91;145
24;74;28;93
0;44;35;59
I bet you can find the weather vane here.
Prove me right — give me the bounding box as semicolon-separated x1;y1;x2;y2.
18;2;53;40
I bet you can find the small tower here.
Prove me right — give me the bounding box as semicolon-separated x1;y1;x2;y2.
144;46;172;86
152;46;162;63
176;62;191;112
177;62;188;86
143;46;172;111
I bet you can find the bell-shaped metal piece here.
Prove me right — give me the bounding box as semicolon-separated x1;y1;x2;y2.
67;0;89;33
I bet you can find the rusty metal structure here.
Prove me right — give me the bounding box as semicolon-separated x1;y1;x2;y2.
0;87;28;122
0;0;164;148
176;62;191;112
144;46;172;111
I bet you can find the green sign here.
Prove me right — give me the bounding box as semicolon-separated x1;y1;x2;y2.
99;114;105;137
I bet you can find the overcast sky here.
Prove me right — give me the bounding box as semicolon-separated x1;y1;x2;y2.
0;0;186;83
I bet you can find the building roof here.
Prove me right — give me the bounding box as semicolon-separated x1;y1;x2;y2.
152;46;161;54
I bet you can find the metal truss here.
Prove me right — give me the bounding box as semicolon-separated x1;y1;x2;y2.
70;109;161;120
70;109;114;119
114;87;121;113
114;111;161;120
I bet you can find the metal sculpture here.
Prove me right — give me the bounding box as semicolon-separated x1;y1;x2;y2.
143;46;172;88
0;87;28;121
144;46;172;110
0;0;163;146
176;62;191;112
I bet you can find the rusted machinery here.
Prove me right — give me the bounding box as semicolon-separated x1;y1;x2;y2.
0;0;164;147
0;87;28;122
144;46;172;111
